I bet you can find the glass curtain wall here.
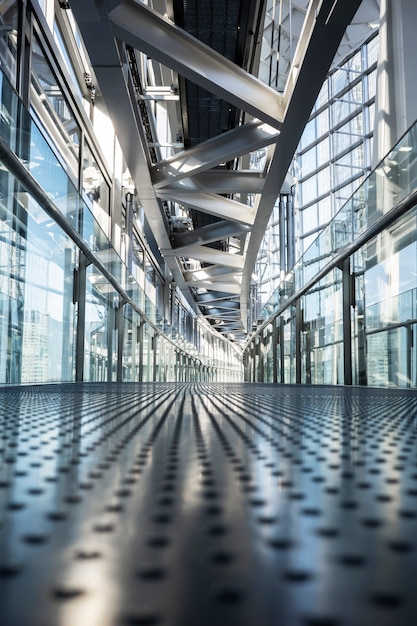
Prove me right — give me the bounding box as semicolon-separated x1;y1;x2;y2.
247;202;417;388
354;206;417;387
253;33;378;317
83;265;117;382
0;174;76;384
0;1;243;384
245;117;417;388
295;34;378;258
301;269;344;385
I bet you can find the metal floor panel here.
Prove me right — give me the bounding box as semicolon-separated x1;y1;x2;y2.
1;382;417;626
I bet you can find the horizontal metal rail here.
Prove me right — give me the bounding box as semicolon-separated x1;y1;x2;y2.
244;187;417;348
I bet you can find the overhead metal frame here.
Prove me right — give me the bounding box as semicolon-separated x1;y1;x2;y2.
69;0;378;343
109;0;284;129
151;119;279;189
164;170;266;194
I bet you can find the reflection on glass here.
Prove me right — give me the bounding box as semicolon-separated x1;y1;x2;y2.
82;142;110;216
302;270;343;385
0;1;18;86
31;34;80;180
84;265;117;382
0;68;242;383
0;175;76;383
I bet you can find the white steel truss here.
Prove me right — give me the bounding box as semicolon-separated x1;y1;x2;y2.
70;0;376;342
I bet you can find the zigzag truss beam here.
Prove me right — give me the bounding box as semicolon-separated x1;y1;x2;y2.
164;170;266;194
152;120;278;189
160;191;255;226
173;244;244;270
172;221;250;250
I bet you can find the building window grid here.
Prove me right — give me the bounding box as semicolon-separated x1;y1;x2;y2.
296;47;377;256
255;33;378;306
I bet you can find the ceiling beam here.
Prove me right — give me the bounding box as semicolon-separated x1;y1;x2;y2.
195;296;240;310
190;281;242;295
160;191;255;225
204;311;242;319
186;273;242;287
109;0;284;129
164;170;266;194
172;244;244;269
172;220;249;250
184;264;241;282
151;120;278;189
209;321;245;329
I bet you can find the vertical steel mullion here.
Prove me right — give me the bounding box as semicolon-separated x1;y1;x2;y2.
295;301;302;384
273;318;278;383
17;1;31;106
286;192;295;271
138;322;144;382
116;303;125;382
75;253;88;382
342;258;353;385
279;195;286;276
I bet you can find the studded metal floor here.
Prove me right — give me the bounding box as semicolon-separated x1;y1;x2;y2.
1;383;417;626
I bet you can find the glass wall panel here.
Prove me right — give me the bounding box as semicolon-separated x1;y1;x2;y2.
302;204;318;233
0;174;76;383
317;110;329;135
300;118;316;150
367;35;379;66
317;166;331;196
0;1;18;87
31;34;80;180
300;145;317;178
367;71;377;100
318;197;332;225
0;64;242;384
82;141;110;216
122;305;141;382
316;82;329;109
334;114;364;157
84;265;116;382
142;322;154;382
154;334;162;381
282;308;296;383
53;22;83;101
300;177;317;205
302;269;343;385
165;340;174;381
28;122;80;229
249;124;417;389
264;325;274;383
0;70;80;231
360;205;417;387
366;332;387;386
332;83;363;125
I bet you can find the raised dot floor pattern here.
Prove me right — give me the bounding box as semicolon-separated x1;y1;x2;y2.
1;382;417;626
